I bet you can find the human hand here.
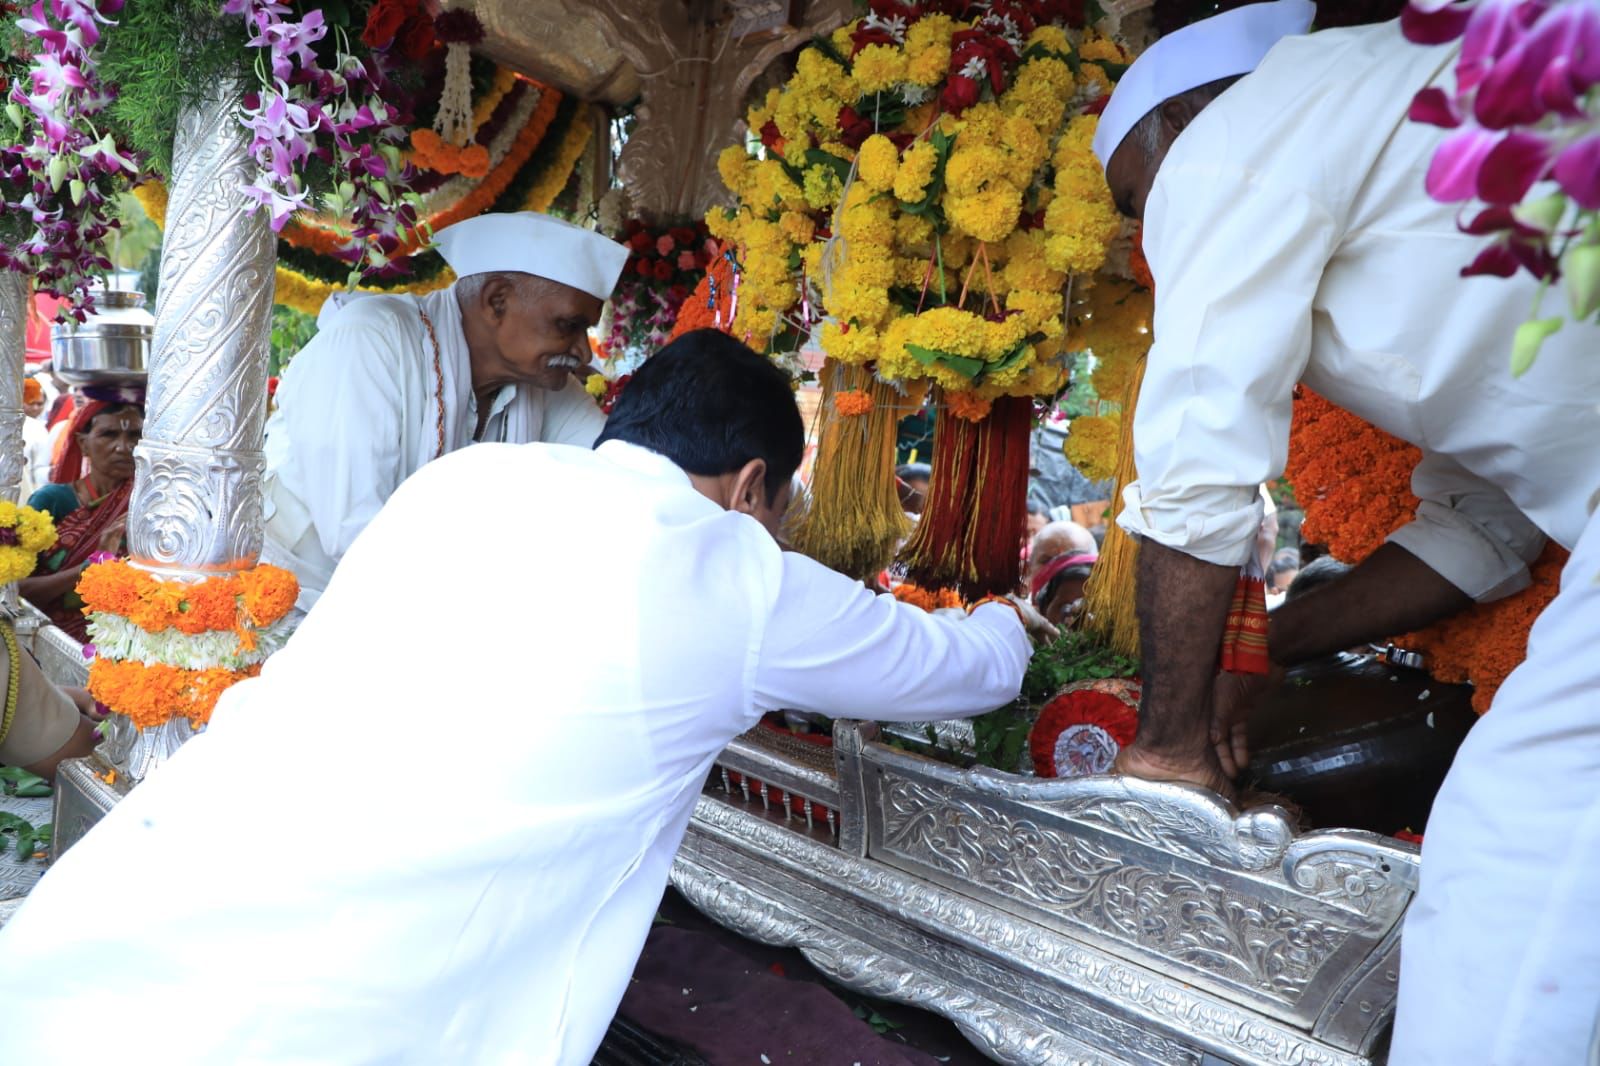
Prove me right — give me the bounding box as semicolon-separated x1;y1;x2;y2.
62;686;105;720
1005;594;1060;643
1209;667;1283;779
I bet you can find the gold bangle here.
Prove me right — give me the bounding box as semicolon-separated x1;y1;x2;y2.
0;621;20;750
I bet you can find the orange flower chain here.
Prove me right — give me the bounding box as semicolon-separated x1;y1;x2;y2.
1286;389;1564;712
79;561;299;730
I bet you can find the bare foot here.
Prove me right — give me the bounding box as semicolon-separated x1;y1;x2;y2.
1113;745;1236;801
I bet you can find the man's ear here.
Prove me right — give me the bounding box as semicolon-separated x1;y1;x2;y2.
481;275;514;322
1158;94;1202;141
729;458;769;517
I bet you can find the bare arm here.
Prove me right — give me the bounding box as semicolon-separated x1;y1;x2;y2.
18;561;86;609
1269;543;1471;666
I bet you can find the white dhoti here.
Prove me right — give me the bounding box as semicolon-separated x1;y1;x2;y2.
1393;508;1600;1064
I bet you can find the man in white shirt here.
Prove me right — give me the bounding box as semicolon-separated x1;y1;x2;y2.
19;376;50;499
263;211;628;610
0;330;1038;1064
1092;3;1600;1061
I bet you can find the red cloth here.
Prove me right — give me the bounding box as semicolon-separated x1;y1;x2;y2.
1219;570;1271;674
1029;552;1098;598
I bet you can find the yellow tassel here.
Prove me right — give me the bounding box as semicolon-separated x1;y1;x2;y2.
1080;354;1146;658
792;360;910;580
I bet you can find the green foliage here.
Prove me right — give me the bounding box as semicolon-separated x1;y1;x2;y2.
97;1;251;178
0;767;52;798
269;304;318;376
967;630;1139;771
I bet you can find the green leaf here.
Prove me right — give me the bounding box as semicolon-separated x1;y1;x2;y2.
810;33;849;69
803;148;853;186
905;342;985;379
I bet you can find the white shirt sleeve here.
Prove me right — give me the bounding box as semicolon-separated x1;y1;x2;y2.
753;552;1032;721
278;322;409;562
1118;162;1338;567
1386;451;1546;602
539;378;607;447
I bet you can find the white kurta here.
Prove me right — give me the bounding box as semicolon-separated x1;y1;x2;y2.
263;285;607;610
1122;21;1600;1063
0;440;1031;1065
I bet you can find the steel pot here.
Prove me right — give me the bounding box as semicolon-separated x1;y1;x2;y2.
52;289;153;386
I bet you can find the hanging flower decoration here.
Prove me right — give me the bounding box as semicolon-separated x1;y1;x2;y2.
224;0;424;285
892;582;964;611
834;388;876;416
361;0;438;58
78;559;299;729
1028;678;1141;778
1402;0;1600;373
604;218;716;365
0;0;139;320
1285;388;1566;712
709;2;1128;394
0;501;56;586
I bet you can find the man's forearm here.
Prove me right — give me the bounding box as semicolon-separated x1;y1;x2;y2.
1268;543;1471;666
1132;541;1239;758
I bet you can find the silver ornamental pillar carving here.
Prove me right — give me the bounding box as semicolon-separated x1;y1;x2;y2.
0;272;27;617
104;82;275;782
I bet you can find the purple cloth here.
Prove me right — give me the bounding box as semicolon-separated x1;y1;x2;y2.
618;925;953;1066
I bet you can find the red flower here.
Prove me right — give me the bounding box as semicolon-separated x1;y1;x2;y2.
1085;92;1111;117
759;119;785;155
652;259;674;281
850;23;897;55
399;15;438;59
1028;681;1141;779
635;259;654;277
628;231;653;253
940;74;982;115
838;105;876;149
623;218;644;237
361;0;408;49
670;226;696;245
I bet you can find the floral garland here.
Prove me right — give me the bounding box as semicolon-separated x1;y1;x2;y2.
1060;277;1151;482
603;218;715;364
1285;388;1566;712
0;502;56;586
78;559;298;728
667;244;738;342
0;0;139;319
710;5;1129;397
1402;0;1600;374
892;583;963;611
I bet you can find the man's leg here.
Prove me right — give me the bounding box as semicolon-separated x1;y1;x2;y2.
1392;512;1600;1064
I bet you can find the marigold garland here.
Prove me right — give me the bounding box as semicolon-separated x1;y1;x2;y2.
79;560;299;730
834;389;875;416
892;583;963;612
944;390;992;422
1286;389;1568;713
0;502;57;586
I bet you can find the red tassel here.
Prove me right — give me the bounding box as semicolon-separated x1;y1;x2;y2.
1219;572;1271;674
901;395;1033;599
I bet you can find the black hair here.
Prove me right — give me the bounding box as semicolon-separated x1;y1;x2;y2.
896;462;931;481
596;329;803;504
1285;556;1352;603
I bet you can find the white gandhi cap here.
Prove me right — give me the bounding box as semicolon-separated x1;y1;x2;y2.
1091;0;1316;173
434;211;630;301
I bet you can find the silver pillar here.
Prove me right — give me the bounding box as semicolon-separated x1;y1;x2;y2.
128;81;274;578
0;273;27;617
98;82;275;784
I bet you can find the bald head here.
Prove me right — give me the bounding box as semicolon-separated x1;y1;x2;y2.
1030;521;1097;573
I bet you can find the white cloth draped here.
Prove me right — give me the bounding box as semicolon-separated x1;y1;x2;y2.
262;284;606;609
0;440;1031;1064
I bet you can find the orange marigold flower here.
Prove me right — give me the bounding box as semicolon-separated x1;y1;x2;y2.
76;560;146;616
238;565;299;626
833;389;875;417
458;143;491;179
944;390;992;423
892;583;962;612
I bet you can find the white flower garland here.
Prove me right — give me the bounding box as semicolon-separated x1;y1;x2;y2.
86;613;295;673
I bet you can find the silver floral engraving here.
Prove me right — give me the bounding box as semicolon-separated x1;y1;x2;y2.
128;80;274;578
0;273;26;615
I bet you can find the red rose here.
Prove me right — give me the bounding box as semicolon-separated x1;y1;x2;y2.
850;24;897;55
628;231;653;253
939;74;982;115
361;0;407;48
399;16;438;60
671;226;695;245
623;218;644;237
1084;93;1111;117
653;260;674;281
635;259;655;277
837;105;876;150
759;119;785;156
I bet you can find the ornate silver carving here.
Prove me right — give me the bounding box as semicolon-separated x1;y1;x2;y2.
128;80;274;579
0;272;27;616
681;796;1374;1066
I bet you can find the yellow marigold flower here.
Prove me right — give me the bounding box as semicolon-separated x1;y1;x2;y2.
1080;33;1128;65
982;313;1030;360
896;212;935;249
945;390;993;422
752;159;805;211
954;102;1004;148
893;139;939;204
820;321;882;363
947;184;1022;243
1005;288;1065;335
1001;115;1046;173
852;43;908;94
838;184;896;247
802;242;825;279
735;305;779;340
944;144;1006;196
1027;25;1072;55
1080;64;1112;97
717;145;752;196
584;374;608;399
904;14;955;86
831;24;855;56
857;134;900;193
1064;414;1121;482
803;165;844;211
908;306;990;356
779;211;815;246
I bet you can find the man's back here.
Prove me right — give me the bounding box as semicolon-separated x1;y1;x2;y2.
0;441;782;1062
1141;20;1600;556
